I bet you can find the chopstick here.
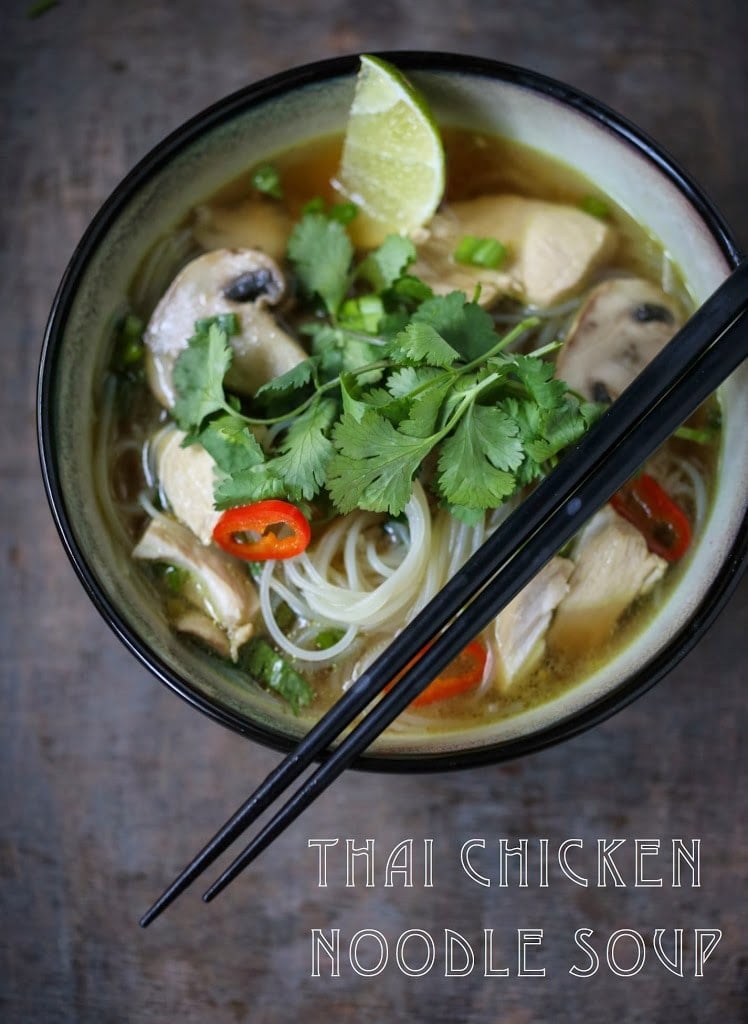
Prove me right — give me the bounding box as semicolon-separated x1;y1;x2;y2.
140;258;748;926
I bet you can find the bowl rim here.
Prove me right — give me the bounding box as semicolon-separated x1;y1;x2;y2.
37;50;747;772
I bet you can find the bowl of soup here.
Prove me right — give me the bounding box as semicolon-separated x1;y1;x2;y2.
38;52;747;769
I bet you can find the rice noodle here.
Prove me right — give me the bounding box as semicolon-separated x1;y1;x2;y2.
259;479;519;674
260;482;434;661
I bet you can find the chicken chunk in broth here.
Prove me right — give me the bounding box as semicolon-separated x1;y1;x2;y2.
98;126;719;734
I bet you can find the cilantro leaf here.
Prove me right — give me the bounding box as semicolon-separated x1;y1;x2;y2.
172;322;233;431
413;292;498;362
357;235;417;292
270;398;337;500
214;463;285;510
251;164;283;199
308;324;382;379
197;414;266;476
437;405;520;510
398;380;454;438
444;503;487;526
386;365;446;398
509;354;568;409
386;274;434;305
254;357;319;400
388;322;460;368
287;213;353;315
525;397;592;463
327;410;436;515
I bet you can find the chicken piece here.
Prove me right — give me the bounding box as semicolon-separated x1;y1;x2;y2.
144;248;306;408
192;199;292;262
547;506;667;660
493;556;574;691
133;515;258;660
555;277;683;403
151;425;221;545
412;195;616;307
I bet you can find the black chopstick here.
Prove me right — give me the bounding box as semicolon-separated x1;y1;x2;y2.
140;258;748;925
200;289;748;901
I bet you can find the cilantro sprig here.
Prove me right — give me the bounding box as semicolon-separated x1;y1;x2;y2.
171;212;598;521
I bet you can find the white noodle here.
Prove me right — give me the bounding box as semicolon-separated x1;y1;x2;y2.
260;482;432;660
259;561;358;662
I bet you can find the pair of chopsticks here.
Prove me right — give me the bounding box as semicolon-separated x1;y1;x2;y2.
141;258;748;927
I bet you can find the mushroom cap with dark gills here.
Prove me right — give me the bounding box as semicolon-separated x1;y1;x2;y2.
555;276;683;404
144;248;306;408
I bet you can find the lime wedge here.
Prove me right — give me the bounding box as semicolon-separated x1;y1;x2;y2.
336;55;445;247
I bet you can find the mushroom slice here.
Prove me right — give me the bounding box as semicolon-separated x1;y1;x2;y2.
133;514;258;660
193;199;292;262
172;609;232;659
555;277;683;402
151;425;220;545
412;195;616;307
493;556;574;691
547;506;667;660
144;248;306;408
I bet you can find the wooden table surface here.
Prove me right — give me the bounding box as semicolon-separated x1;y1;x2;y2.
2;1;746;1021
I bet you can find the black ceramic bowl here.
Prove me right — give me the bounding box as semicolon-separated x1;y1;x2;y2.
38;53;747;770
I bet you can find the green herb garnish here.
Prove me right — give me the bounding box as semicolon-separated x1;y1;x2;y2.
579;195;610;220
171;214;595;522
251;164;283;199
161;564;190;594
315;628;345;650
113;312;145;371
241;637;314;714
301;197;358;224
453;235;507;269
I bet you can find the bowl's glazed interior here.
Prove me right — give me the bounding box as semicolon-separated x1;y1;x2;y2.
39;54;746;767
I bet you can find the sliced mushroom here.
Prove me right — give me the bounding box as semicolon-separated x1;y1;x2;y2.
151;425;221;545
547;506;667;660
172;608;232;659
193;199;292;262
412;195;616;307
144;248;306;408
555;277;683;402
493;556;574;691
133;514;259;660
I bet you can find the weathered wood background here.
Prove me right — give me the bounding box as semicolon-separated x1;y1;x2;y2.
2;1;746;1021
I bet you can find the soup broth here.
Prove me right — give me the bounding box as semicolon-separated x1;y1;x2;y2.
99;127;719;735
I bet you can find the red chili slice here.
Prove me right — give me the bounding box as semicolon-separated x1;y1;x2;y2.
409;640;488;708
212;500;311;561
610;473;692;562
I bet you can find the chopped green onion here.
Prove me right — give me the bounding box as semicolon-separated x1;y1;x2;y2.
251;164;283;199
314;628;345;650
390;274;434;304
454;235;507;269
157;563;190;594
674;425;719;445
579;195;610;220
338;294;385;333
113;313;145;370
